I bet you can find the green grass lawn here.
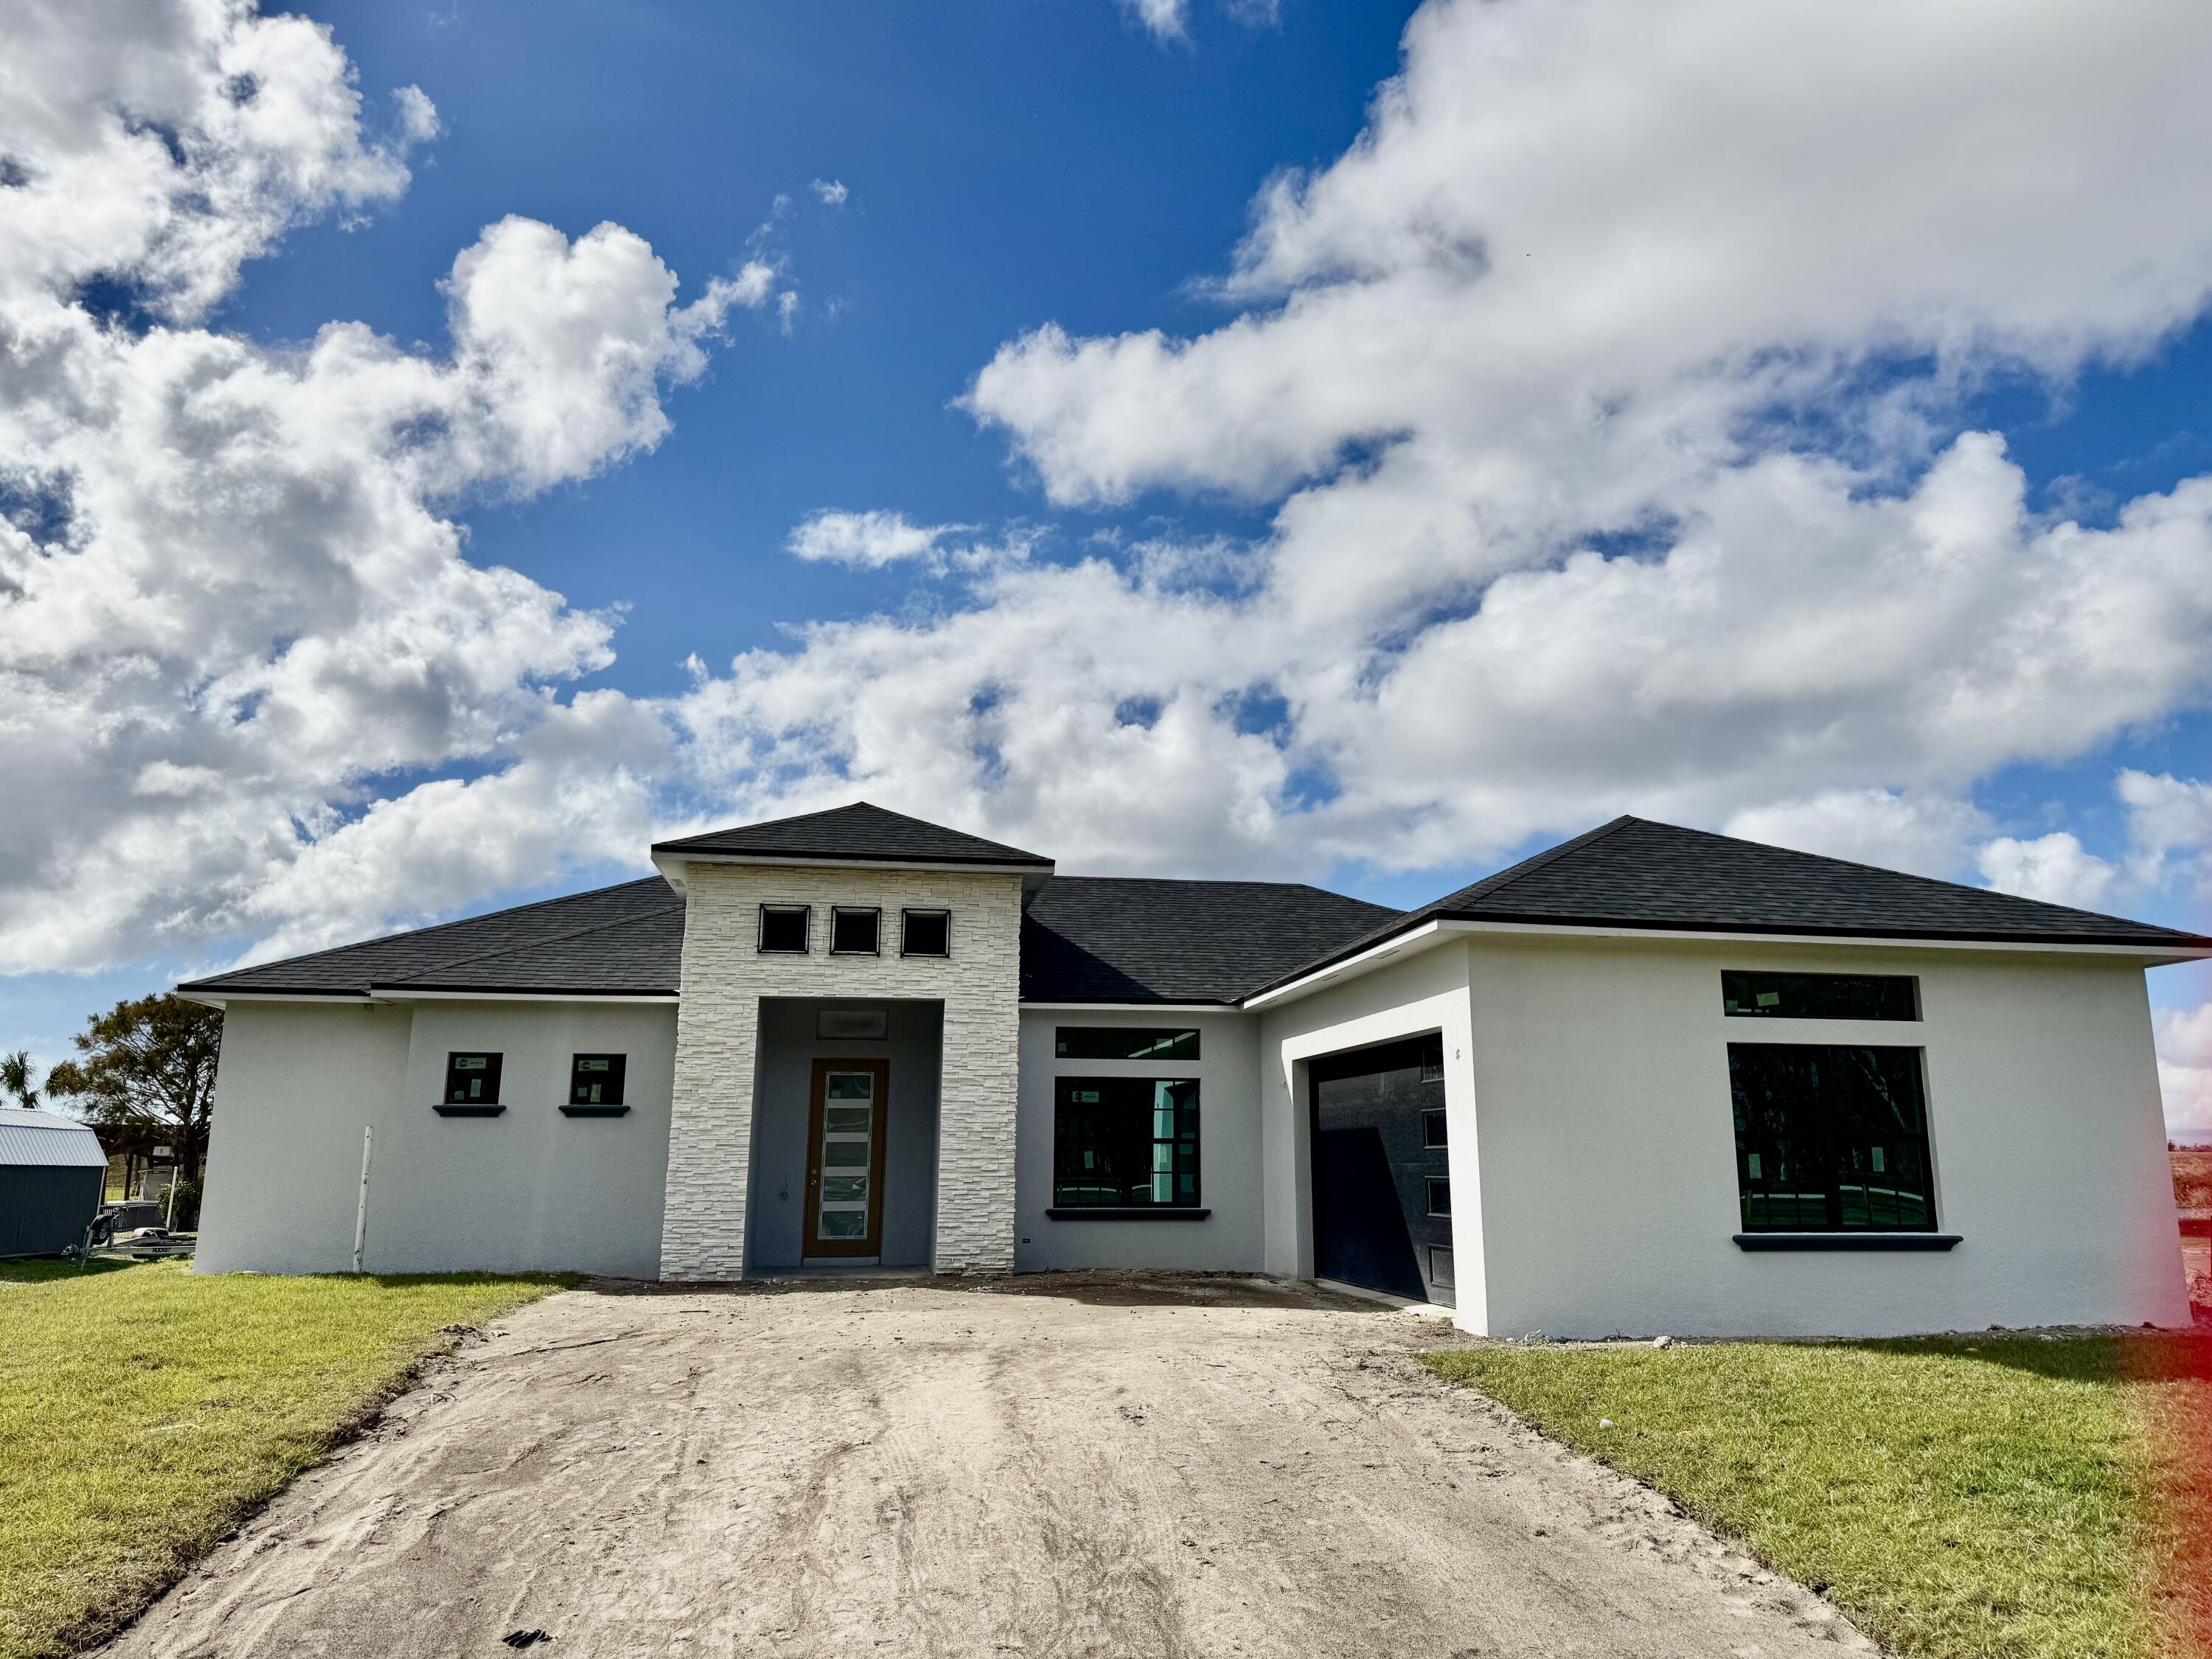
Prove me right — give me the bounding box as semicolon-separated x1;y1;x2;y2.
1425;1334;2212;1659
0;1260;570;1659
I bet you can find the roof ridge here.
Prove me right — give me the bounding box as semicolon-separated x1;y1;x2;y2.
184;877;674;989
376;900;682;987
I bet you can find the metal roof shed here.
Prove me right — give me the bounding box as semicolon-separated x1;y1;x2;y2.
0;1108;108;1257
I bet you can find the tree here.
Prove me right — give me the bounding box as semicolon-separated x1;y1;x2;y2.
46;996;223;1181
1;1050;38;1110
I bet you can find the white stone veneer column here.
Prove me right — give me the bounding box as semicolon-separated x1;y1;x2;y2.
658;863;1023;1280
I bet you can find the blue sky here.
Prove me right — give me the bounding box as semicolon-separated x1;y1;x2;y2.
245;0;1403;695
2;0;2208;1124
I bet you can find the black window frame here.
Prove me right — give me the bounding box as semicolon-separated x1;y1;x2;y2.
444;1051;503;1105
1053;1027;1200;1062
757;904;811;955
1422;1107;1448;1149
1052;1076;1201;1209
1426;1177;1452;1217
1728;1042;1938;1233
900;908;951;959
1722;970;1919;1021
830;905;881;956
568;1053;627;1106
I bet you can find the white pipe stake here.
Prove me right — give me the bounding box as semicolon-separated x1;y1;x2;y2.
351;1124;374;1273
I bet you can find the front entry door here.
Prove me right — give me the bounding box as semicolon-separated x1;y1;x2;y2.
804;1058;890;1260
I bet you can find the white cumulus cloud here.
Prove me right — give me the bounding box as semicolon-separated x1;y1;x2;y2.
2157;1004;2212;1143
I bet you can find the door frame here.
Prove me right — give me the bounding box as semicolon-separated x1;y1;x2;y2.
804;1057;891;1260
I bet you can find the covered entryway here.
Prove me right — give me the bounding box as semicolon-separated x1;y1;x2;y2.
745;1000;941;1270
1308;1035;1454;1305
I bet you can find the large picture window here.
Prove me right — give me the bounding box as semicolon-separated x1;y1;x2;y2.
1054;1077;1199;1208
1728;1043;1935;1231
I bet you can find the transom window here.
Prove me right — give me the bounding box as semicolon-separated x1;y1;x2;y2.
901;908;950;958
830;906;881;956
1729;1043;1935;1231
1722;971;1919;1021
570;1054;626;1106
1054;1077;1200;1208
758;905;810;954
1054;1027;1200;1061
444;1051;502;1105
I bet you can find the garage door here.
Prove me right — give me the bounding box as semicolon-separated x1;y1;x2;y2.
1309;1036;1453;1306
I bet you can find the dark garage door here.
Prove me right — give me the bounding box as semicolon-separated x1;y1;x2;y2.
1309;1036;1454;1306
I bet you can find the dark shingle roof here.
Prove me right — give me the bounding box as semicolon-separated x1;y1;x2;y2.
1251;815;2211;996
1020;877;1399;1005
176;878;684;998
654;801;1051;869
182;813;2203;1007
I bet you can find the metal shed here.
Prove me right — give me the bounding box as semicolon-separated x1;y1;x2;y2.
0;1107;108;1257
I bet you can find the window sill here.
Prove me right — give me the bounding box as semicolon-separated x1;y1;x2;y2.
433;1103;505;1118
1046;1207;1211;1221
560;1104;630;1117
1733;1232;1960;1251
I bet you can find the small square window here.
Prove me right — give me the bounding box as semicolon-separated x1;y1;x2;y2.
1427;1177;1452;1217
758;905;810;954
901;908;950;958
830;907;881;956
570;1053;627;1106
445;1051;503;1105
1422;1107;1448;1149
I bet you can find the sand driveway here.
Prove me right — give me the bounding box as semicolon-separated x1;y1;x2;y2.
105;1273;1868;1658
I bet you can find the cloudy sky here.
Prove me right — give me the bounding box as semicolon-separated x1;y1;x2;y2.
4;0;2210;1130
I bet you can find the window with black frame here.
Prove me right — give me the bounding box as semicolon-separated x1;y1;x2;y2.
1054;1077;1199;1208
444;1051;502;1105
1722;970;1918;1020
569;1054;626;1106
1054;1027;1198;1061
1728;1043;1935;1231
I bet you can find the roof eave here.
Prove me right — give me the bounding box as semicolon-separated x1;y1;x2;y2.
1242;915;2212;1010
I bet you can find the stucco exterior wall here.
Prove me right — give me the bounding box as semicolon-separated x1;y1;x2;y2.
1459;935;2191;1338
1014;1007;1263;1272
197;998;676;1277
748;998;942;1270
661;863;1023;1279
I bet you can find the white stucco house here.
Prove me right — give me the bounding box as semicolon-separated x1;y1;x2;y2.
180;802;2208;1337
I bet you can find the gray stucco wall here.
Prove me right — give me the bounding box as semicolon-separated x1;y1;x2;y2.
1015;1007;1265;1273
196;998;676;1277
1458;934;2191;1338
748;998;942;1270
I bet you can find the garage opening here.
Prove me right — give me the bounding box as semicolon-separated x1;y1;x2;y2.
1308;1035;1453;1307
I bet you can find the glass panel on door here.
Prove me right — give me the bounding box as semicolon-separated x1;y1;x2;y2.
817;1071;874;1242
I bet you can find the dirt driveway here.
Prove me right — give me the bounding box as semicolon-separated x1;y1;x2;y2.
106;1274;1868;1658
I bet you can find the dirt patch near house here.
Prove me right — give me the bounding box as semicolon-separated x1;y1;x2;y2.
98;1273;1872;1658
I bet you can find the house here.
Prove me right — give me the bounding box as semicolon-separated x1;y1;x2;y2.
0;1107;109;1257
178;803;2208;1337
